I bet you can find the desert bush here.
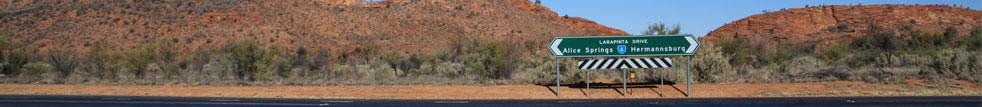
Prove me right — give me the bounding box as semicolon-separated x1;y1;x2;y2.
19;62;52;78
900;24;914;31
851;33;903;52
122;42;157;79
255;53;291;81
197;53;240;84
0;30;33;77
223;40;289;81
286;46;334;83
514;55;555;84
461;36;524;80
818;44;850;64
943;27;958;40
691;44;735;83
45;50;79;80
837;24;849;31
964;26;982;51
716;37;754;67
642;23;681;35
337;44;381;64
0;29;10;62
779;56;822;76
80;42;125;83
758;43;801;67
928;49;982;83
2;47;33;76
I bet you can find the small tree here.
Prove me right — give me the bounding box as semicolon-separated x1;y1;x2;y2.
944;27;958;39
837;24;849;31
642;23;681;35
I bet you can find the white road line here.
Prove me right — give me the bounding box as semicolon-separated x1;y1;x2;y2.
558;101;593;103
209;99;240;102
100;98;132;100
320;100;353;103
433;101;469;104
0;100;321;106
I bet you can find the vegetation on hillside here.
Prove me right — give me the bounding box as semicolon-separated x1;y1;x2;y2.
0;24;978;87
705;26;982;85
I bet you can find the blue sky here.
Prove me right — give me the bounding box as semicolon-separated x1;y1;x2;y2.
536;0;981;37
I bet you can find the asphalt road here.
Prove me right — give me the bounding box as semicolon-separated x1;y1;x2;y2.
0;95;978;107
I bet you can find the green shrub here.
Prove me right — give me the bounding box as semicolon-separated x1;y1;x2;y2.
972;26;982;38
123;42;157;78
0;29;10;62
46;50;79;78
691;44;735;83
716;37;754;67
462;36;524;80
225;40;265;80
196;53;239;84
837;24;849;31
0;30;33;76
82;42;125;82
223;40;288;81
818;44;850;64
19;62;52;78
965;27;982;51
3;47;33;76
929;49;982;83
851;33;903;52
943;27;958;39
900;24;914;31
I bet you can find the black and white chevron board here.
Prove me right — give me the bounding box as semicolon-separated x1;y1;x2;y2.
577;58;672;69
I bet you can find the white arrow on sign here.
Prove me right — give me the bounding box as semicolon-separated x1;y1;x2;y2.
684;36;698;54
550;39;563;55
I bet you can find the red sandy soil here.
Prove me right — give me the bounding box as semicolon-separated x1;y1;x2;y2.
0;80;978;99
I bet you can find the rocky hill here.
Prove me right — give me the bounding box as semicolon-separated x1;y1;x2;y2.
702;4;981;49
0;0;628;55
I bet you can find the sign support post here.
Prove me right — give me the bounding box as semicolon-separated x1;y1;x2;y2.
660;66;664;97
555;58;560;96
686;56;691;97
586;70;590;96
622;69;627;96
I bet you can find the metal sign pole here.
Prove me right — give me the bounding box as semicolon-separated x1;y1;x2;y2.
555;58;560;96
587;69;590;96
622;69;627;96
686;56;691;97
660;66;664;97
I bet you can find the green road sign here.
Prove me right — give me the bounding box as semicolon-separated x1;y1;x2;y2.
548;35;700;57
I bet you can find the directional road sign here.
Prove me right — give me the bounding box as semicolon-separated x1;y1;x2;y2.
548;35;700;57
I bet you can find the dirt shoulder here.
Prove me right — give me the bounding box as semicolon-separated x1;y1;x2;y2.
0;81;978;99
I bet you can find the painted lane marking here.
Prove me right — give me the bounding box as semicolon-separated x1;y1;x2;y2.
320;100;353;103
433;101;469;104
100;98;132;100
209;99;240;102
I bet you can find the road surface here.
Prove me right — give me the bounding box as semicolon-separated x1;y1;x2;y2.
0;95;978;107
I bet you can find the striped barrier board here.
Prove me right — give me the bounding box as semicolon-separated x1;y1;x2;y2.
576;58;672;69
